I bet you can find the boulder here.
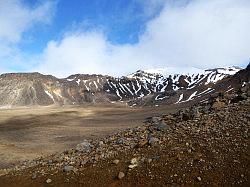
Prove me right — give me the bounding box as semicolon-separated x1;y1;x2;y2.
155;121;170;131
63;165;74;172
76;140;91;152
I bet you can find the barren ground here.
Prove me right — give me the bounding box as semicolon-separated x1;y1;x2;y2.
0;104;177;169
0;98;249;187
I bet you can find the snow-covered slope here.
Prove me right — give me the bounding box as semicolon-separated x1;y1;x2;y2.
0;66;244;107
124;66;243;106
126;66;241;92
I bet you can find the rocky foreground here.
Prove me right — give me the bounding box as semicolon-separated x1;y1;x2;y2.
0;85;249;187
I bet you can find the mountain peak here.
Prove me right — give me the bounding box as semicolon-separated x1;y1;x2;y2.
127;66;242;80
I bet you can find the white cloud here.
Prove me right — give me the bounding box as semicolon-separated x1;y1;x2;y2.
1;0;250;77
0;0;55;69
133;0;250;68
37;32;112;77
0;0;54;43
35;31;152;77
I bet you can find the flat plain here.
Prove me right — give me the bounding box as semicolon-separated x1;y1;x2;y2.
0;104;176;169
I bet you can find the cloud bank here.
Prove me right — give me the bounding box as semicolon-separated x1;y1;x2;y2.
0;0;55;69
0;0;53;43
1;0;250;77
36;0;250;77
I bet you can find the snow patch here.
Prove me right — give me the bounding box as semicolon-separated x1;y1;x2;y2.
155;94;168;101
76;79;81;85
226;88;234;93
197;88;212;96
182;91;197;102
93;81;98;89
175;94;183;103
242;82;247;87
45;90;54;101
144;67;203;77
0;105;12;109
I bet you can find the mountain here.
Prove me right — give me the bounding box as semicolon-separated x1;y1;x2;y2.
0;66;248;108
128;66;245;106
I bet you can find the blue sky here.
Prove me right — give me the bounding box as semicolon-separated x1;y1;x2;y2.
20;0;162;54
0;0;249;77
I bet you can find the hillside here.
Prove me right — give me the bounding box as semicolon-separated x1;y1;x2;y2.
0;66;246;108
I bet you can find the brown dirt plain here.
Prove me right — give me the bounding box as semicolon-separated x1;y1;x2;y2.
0;104;177;170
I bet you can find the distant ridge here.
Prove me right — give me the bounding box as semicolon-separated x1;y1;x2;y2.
0;66;249;108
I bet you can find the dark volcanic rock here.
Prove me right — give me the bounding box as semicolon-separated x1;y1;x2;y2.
155;121;170;131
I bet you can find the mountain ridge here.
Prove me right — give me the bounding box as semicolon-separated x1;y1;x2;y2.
0;66;248;108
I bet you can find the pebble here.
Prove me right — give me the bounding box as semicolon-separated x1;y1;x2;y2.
31;173;37;179
138;140;148;147
197;176;202;181
63;165;74;172
131;158;138;165
48;160;53;164
148;137;158;145
118;172;125;179
116;138;124;144
129;158;138;168
128;164;137;169
98;141;104;147
147;158;152;163
112;159;119;165
46;178;52;183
